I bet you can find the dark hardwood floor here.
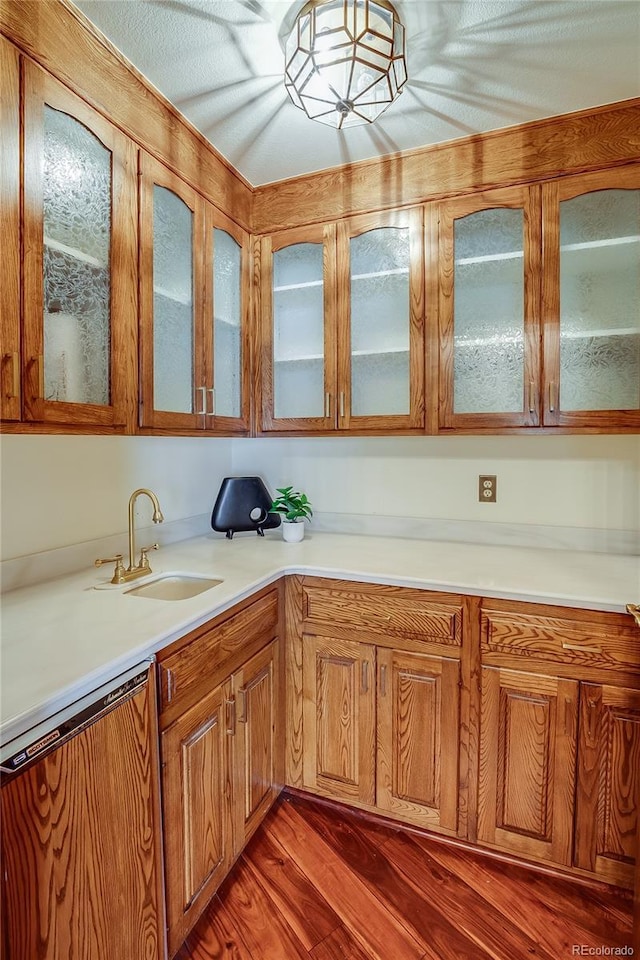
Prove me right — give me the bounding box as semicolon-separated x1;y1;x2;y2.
176;791;634;960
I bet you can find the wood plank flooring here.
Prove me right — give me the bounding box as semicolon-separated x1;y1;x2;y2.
176;791;634;960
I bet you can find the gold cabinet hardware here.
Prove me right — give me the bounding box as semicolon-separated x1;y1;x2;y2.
380;664;387;697
626;603;640;628
4;352;19;399
586;697;598;743
339;391;345;418
563;697;573;736
95;554;126;584
324;392;331;418
196;385;206;415
237;688;247;723
225;698;236;736
549;380;556;413
561;642;601;654
162;665;175;704
361;660;369;694
528;380;535;414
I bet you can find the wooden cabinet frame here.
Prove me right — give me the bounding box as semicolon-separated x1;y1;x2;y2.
437;185;542;430
21;59;138;429
260;222;338;432
0;37;21;422
541;163;640;429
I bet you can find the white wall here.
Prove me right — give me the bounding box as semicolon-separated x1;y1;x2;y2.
231;435;640;532
0;435;233;560
2;433;639;563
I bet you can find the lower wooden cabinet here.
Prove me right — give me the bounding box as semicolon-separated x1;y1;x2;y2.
376;649;460;832
477;666;579;866
302;634;376;805
301;632;461;833
159;596;281;958
162;679;234;957
233;640;280;846
575;682;640;887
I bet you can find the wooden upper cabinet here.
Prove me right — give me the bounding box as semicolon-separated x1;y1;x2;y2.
542;165;640;429
139;153;250;433
21;59;138;429
260;210;424;433
260;223;337;432
0;38;20;422
336;208;424;431
438;185;542;430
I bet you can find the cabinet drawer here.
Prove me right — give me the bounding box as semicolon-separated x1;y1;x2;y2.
481;604;640;672
158;589;279;719
302;579;462;646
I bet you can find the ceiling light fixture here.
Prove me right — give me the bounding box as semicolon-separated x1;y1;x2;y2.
284;0;407;129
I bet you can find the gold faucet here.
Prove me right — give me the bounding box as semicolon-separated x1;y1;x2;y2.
96;488;164;584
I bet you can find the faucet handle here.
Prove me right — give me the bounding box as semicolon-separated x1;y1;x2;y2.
95;554;126;584
139;543;159;569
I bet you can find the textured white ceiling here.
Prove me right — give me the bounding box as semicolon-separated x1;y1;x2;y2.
73;0;640;187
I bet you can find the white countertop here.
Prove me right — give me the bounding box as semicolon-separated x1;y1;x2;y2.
2;531;639;744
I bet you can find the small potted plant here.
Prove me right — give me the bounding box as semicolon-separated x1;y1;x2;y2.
269;486;312;542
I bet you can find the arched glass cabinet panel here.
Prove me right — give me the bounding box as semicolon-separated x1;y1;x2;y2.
22;60;136;428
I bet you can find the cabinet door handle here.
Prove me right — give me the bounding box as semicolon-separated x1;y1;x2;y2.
380;664;387;697
163;665;175;704
549;381;556;413
5;352;19;399
562;642;601;654
196;386;206;415
34;355;44;400
207;388;215;416
528;380;535;414
325;392;331;418
361;661;369;694
339;391;345;418
237;688;247;723
586;697;597;743
225;698;236;736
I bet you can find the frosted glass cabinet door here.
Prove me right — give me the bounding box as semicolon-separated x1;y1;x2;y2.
208;215;248;430
152;185;195;414
22;62;137;427
341;209;424;430
262;225;336;431
543;167;640;427
139;152;205;430
0;38;20;422
438;187;541;429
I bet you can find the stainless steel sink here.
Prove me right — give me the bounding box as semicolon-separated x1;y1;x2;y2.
124;573;223;601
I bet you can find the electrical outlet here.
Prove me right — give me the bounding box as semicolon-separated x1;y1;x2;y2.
479;475;497;503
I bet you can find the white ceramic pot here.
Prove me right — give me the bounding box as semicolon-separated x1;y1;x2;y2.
282;521;305;543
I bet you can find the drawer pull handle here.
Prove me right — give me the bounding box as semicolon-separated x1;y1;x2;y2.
561;642;601;654
225;698;236;736
361;661;369;694
237;688;247;724
380;664;387;697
